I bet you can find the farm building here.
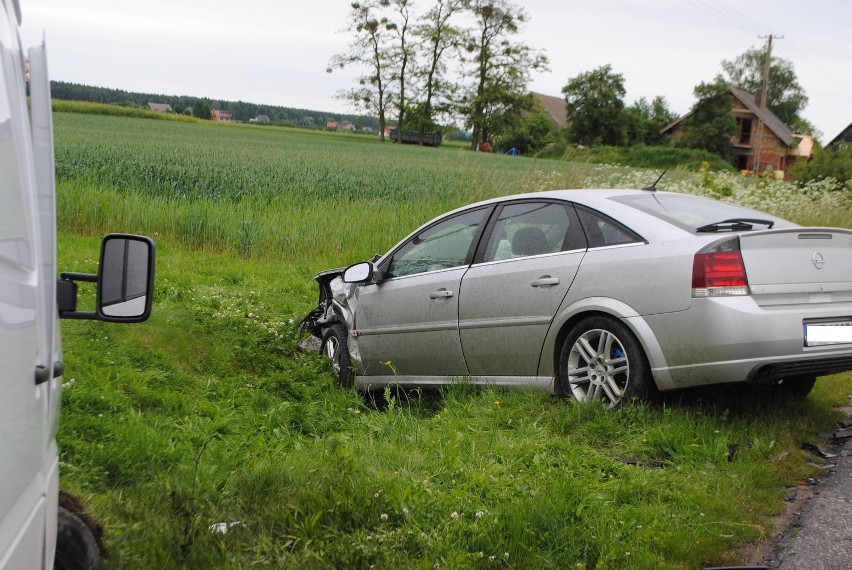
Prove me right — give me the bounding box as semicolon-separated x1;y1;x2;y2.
826;122;852;150
531;92;568;128
147;102;173;113
662;87;813;176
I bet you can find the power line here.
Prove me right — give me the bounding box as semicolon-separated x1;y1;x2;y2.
705;0;771;35
681;0;766;35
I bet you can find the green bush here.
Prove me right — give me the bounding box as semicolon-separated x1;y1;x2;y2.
790;145;852;190
551;145;734;171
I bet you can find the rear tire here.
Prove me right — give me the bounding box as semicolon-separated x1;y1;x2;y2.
776;375;817;398
322;324;354;388
559;315;651;408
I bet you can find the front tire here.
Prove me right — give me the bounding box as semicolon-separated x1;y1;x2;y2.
322;324;354;388
559;315;650;408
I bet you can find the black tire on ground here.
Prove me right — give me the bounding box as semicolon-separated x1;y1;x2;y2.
776;375;817;398
322;324;354;388
54;507;101;570
559;315;651;408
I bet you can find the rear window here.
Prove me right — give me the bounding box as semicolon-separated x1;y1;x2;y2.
611;193;795;232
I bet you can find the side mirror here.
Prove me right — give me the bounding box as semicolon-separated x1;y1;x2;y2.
98;235;156;321
342;262;373;284
58;234;156;322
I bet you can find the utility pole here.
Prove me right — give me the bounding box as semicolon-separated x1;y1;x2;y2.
752;34;783;176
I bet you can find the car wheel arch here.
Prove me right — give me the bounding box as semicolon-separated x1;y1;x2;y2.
542;298;673;391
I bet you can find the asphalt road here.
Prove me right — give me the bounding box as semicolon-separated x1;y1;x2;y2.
768;429;852;569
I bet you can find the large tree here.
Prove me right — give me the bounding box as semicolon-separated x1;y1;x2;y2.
676;80;738;161
384;0;415;141
623;96;676;147
461;0;548;151
410;0;464;141
328;1;395;141
192;99;211;120
717;46;809;132
562;65;626;147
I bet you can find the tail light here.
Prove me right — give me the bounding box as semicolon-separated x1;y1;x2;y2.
692;238;750;298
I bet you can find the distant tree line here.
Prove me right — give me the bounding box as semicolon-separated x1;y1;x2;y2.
49;81;380;130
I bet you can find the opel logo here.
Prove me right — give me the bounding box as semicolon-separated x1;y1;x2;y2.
812;252;825;270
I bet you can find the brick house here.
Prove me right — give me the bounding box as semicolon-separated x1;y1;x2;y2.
662;87;813;176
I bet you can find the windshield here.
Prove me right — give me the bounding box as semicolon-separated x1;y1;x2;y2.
611;193;797;233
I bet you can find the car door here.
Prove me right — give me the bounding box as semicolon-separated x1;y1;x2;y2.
459;201;587;377
353;206;492;378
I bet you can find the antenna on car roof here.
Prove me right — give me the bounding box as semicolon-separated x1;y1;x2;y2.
642;151;681;192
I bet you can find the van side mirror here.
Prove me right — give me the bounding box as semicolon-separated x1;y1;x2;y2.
58;234;156;322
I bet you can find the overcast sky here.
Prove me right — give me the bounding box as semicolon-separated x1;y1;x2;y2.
18;0;851;143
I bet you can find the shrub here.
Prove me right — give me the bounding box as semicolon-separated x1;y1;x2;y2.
789;145;852;190
551;145;734;171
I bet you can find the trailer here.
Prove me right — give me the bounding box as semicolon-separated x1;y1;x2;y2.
388;128;442;147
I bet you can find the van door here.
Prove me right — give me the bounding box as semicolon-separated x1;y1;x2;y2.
0;9;49;567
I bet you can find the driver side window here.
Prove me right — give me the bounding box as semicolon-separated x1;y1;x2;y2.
387;208;488;278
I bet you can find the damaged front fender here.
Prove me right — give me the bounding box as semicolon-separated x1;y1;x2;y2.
298;267;363;371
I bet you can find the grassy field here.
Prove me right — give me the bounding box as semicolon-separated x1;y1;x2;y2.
54;112;852;568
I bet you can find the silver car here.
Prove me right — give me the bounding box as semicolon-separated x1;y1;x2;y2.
300;189;852;406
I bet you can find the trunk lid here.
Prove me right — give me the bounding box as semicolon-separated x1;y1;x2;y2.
739;228;852;307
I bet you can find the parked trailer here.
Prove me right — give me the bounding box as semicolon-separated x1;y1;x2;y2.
388;128;442;147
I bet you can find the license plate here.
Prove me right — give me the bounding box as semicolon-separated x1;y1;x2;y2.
805;321;852;346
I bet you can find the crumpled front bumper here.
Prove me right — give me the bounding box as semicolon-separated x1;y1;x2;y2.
298;268;362;368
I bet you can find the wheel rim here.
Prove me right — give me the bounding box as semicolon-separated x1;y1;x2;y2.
567;328;629;406
325;335;341;376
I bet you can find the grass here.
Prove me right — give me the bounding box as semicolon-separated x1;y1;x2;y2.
53;112;852;568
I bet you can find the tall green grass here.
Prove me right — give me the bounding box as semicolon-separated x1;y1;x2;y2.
54;113;852;265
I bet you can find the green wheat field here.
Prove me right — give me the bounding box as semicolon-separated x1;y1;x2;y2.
55;110;852;568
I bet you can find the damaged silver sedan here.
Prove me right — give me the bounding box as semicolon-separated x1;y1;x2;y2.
300;189;852;406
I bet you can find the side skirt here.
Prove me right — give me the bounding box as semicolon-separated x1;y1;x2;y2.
354;375;557;394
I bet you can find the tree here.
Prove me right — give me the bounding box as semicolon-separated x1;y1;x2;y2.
676;80;738;161
562;65;626;147
384;0;414;141
411;0;464;142
192;99;211;120
717;46;809;131
623;96;676;146
461;0;548;151
329;1;396;141
496;100;557;154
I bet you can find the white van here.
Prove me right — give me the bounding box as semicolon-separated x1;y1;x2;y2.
1;0;155;567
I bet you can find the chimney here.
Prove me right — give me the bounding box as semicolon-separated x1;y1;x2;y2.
754;88;764;107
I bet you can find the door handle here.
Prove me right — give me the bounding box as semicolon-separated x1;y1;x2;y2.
35;361;64;385
531;276;559;288
429;289;454;299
